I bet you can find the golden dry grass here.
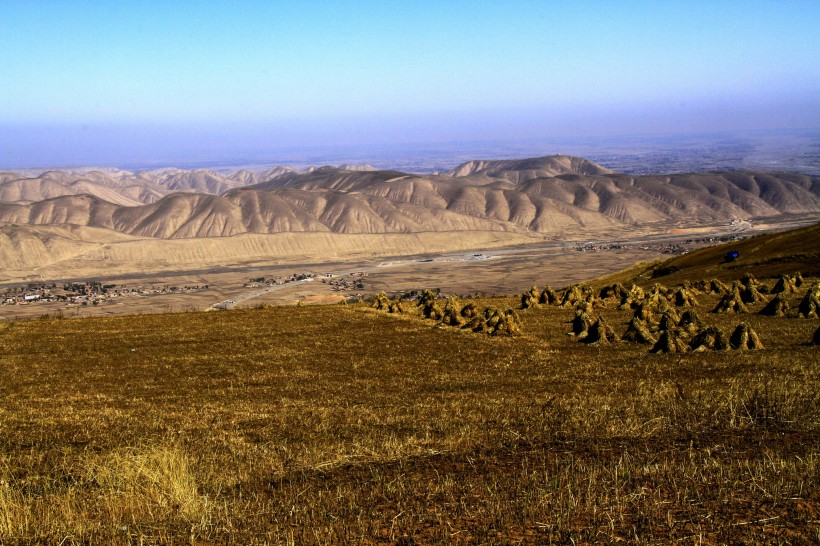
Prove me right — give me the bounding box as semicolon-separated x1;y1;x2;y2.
0;279;818;543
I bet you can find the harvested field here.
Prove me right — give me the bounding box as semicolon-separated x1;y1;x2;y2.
0;276;818;544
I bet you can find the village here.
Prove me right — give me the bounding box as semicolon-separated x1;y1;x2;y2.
574;233;745;255
0;281;210;308
242;271;368;292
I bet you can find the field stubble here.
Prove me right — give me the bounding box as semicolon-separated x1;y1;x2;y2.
0;285;818;544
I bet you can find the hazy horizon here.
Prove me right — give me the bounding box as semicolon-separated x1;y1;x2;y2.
1;1;818;170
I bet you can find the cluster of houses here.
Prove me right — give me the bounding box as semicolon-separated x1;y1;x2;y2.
1;281;209;307
321;272;367;292
575;234;746;256
241;271;368;293
242;273;320;288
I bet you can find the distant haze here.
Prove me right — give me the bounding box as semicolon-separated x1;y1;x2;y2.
1;1;818;170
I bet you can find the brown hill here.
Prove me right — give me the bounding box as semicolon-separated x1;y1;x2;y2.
600;222;820;287
0;166;816;239
441;154;613;182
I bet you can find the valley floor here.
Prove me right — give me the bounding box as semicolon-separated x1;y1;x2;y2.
4;214;802;321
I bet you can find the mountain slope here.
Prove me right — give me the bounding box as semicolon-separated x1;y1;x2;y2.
596;222;820;288
0;165;817;239
441;154;613;182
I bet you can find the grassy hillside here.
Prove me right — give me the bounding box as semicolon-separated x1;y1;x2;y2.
0;270;818;542
598;222;820;289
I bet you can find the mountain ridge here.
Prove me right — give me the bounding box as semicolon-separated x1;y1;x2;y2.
0;155;817;240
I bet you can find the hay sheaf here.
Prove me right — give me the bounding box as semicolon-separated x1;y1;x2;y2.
441;296;464;326
483;308;521;336
796;283;820;319
740;283;768;305
813;325;820;345
599;283;629;300
712;290;749;314
651;329;688;353
656;309;681;333
771;274;799;295
674;288;699;307
559;284;586;308
682;281;702;294
568;310;594;338
621;318;657;345
581;317;618;345
372;292;390;310
539;285;559;305
618;284;646;310
648;283;672;300
689;326;729;352
707;279;729;295
417;289;443;320
520;286;540;309
729;323;764;350
459;302;479;319
631;302;656;324
758;294;790;317
678;309;705;334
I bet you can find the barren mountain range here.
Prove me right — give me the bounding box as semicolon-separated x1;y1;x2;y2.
1;155;818;279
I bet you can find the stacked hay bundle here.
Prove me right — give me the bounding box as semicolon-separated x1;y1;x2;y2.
372;292;390;310
462;313;487;333
795;272;804;288
583;294;605;309
678;309;705;335
771;274;799;295
648;283;671;300
581;317;618;345
441;296;463;326
618;285;645;310
417;289;443;320
674;287;699;307
459;302;479;319
651;328;688;353
740;279;768;305
574;300;594;314
740;273;758;287
689;326;729;352
707;279;729;295
387;300;405;314
520;286;540;309
682;281;702;294
796;282;820;319
645;286;673;314
622;318;657;344
559;284;586;308
758;294;790;317
599;283;629;301
539;285;559;305
632;302;656;324
712;283;749;314
484;308;521;336
567;310;594;339
729;322;764;350
813;325;820;345
657;309;681;333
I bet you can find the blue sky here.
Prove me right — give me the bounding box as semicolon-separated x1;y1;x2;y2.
1;0;818;167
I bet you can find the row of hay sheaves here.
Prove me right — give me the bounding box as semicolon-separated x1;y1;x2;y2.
371;289;521;336
370;272;820;350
